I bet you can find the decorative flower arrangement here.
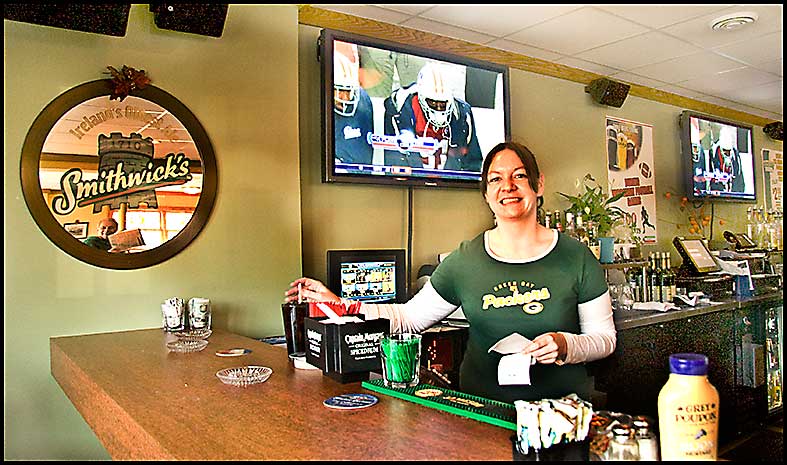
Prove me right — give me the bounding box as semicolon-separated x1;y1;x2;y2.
661;191;724;238
558;174;626;237
105;65;151;101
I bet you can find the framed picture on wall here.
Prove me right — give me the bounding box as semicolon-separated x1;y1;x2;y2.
63;221;88;239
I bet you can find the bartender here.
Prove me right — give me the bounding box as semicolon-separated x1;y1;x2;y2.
285;141;616;403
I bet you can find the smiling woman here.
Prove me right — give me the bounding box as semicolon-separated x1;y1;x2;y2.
20;79;218;269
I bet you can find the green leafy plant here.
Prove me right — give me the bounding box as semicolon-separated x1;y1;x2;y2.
558;174;626;237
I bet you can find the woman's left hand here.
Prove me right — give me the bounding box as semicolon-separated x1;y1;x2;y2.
523;332;567;365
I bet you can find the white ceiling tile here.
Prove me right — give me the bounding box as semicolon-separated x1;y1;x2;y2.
753;59;783;77
399;16;497;45
628;51;745;84
310;4;782;119
576;31;702;71
506;6;649;56
374;4;437;16
554;57;622;76
314;4;412;24
608;71;669;89
596;4;732;29
661;5;783;49
418;4;584;38
486;39;564;62
678;66;781;96
725;80;783;109
713;31;783;67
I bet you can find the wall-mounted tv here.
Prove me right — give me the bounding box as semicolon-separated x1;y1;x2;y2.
679;110;756;202
327;249;406;304
320;28;510;189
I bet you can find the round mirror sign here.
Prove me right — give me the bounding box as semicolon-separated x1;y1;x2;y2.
20;80;217;269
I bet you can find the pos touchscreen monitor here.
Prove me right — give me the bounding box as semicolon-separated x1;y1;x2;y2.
673;237;721;274
327;249;406;303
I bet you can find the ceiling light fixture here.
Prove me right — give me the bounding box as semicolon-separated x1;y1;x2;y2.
710;12;758;30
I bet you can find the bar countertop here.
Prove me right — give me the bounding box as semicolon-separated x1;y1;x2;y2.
50;328;514;461
613;290;783;331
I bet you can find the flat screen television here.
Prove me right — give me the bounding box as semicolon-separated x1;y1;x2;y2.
679;110;756;202
327;249;406;303
320;28;510;189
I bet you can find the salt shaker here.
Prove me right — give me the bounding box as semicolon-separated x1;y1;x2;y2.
608;424;640;461
633;415;659;461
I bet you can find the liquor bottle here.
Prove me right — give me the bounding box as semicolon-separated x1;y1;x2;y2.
665;253;676;302
575;213;590;246
660;253;673;303
586;220;600;259
658;353;719;460
554;210;563;233
544;210;552;229
565;212;576;237
649;253;662;302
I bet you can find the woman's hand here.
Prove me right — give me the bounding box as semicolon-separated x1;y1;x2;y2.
523;332;567;365
283;277;340;304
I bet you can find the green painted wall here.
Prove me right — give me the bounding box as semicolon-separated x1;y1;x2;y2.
4;5;302;460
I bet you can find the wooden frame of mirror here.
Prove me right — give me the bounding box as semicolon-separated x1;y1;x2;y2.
20;80;218;269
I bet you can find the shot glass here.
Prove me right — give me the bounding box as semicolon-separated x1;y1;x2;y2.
380;333;422;389
281;302;308;356
162;297;186;332
188;297;212;330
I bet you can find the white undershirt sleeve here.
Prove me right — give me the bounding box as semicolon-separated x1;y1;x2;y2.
558;291;617;364
351;280;457;334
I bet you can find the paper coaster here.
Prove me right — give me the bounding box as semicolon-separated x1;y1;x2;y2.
323;393;379;410
215;348;252;357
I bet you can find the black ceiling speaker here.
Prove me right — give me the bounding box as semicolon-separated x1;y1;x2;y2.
4;4;131;36
149;4;228;38
585;78;630;108
763;121;783;141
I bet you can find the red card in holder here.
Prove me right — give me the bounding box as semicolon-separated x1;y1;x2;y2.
308;301;362;318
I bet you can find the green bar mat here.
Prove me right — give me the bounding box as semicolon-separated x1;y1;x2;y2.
361;378;516;431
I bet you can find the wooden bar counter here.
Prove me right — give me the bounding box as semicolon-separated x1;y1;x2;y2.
51;328;513;460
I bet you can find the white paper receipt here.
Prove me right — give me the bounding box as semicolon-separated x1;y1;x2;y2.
498;352;533;385
489;333;537;386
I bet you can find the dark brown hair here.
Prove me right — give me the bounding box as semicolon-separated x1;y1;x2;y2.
480;141;542;198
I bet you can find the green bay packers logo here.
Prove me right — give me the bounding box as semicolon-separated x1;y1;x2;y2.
481;287;549;315
523;302;544;314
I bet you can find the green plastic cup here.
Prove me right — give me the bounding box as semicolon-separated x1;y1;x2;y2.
380;333;422;388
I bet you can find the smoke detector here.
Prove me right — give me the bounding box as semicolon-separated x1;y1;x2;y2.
710;12;758;30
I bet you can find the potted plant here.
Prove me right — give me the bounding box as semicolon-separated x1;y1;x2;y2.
558;174;626;262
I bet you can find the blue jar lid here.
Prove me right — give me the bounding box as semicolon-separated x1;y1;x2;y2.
669;353;708;375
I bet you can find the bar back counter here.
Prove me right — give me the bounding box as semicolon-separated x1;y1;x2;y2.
50;328;513;460
593;291;783;447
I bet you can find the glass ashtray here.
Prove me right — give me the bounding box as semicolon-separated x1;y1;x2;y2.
167;339;209;353
216;366;273;387
174;328;213;340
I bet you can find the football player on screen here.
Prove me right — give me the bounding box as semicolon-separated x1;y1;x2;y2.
333;52;375;165
382;63;482;171
709;126;745;193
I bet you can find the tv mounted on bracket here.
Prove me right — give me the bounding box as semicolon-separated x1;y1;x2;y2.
679;110;757;202
320;28;511;189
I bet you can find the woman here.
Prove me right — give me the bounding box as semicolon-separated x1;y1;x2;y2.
285;141;616;403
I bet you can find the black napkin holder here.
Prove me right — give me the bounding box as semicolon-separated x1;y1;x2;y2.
304;315;389;383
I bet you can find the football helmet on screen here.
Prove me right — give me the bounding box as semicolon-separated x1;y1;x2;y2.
334;53;360;117
416;63;454;128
